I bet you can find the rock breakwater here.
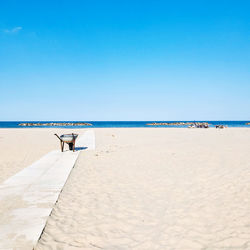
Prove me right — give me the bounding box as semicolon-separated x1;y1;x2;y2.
146;122;207;126
19;122;92;127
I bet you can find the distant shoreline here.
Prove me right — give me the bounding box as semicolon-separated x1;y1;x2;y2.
0;121;249;128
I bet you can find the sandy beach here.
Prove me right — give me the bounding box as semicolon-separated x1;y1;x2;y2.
1;128;250;249
31;127;250;250
1;0;249;248
0;128;86;184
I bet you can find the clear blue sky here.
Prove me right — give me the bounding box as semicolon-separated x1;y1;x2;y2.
0;0;249;121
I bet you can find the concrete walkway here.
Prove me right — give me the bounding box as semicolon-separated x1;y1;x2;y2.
0;130;95;250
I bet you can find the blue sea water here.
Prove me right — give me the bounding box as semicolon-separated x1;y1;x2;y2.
0;121;249;128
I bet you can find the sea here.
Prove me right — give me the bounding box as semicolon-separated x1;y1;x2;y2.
0;121;249;128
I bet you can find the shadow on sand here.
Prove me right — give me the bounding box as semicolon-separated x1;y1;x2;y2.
74;146;88;151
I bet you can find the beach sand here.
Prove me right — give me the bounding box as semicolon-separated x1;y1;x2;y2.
32;128;250;250
0;128;85;184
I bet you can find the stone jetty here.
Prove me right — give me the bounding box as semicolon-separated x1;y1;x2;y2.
146;122;210;127
18;122;92;127
147;122;192;126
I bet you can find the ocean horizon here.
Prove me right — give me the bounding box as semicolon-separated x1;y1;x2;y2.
0;121;249;128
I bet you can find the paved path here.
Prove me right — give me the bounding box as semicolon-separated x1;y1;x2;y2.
0;130;95;250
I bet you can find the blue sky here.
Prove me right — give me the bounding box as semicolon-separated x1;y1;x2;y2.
0;0;249;121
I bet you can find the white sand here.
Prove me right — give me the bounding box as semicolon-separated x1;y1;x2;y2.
33;128;250;250
0;128;85;184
